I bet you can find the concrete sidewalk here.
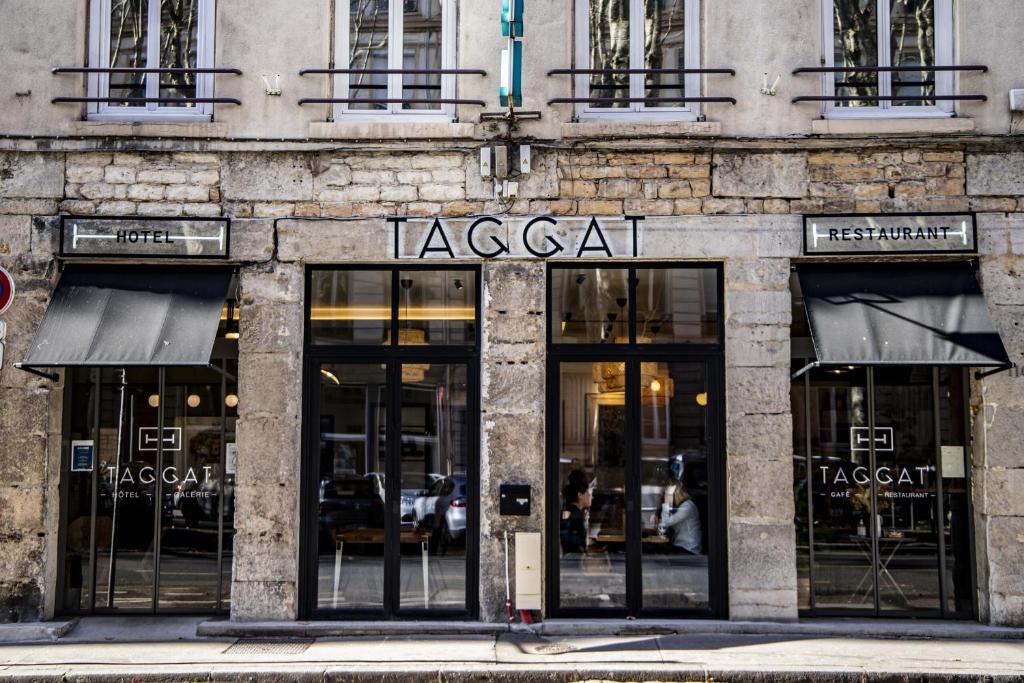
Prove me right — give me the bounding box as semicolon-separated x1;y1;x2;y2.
0;617;1021;682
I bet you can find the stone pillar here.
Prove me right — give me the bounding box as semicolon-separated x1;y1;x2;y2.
231;261;304;620
975;215;1024;626
724;258;799;621
478;261;546;621
0;215;55;622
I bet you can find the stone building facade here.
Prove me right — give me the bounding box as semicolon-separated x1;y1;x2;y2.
0;0;1023;627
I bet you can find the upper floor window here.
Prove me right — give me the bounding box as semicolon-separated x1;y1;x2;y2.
574;0;700;120
334;0;455;121
87;0;216;121
824;0;953;118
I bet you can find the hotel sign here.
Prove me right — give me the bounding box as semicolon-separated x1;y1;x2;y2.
803;213;976;256
60;216;230;259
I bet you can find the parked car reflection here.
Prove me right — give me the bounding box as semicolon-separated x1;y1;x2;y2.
412;474;467;551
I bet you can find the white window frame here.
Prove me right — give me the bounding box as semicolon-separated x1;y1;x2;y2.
87;0;215;122
822;0;954;119
333;0;457;122
573;0;701;122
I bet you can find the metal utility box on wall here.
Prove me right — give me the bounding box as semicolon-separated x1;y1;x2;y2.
514;532;542;611
499;483;531;516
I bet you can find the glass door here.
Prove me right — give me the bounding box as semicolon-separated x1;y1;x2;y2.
303;266;479;619
551;358;723;617
60;362;237;614
794;365;975;618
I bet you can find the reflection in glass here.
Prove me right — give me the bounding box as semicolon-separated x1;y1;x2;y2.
397;270;476;345
62;370;99;612
635;268;718;344
108;0;149;105
316;364;387;611
349;0;390;110
558;362;627;609
640;363;709;610
400;363;469;610
890;0;935;107
158;0;200;107
873;367;940;612
806;366;875;609
644;0;686;108
551;269;630;344
588;0;630;107
93;367;161;610
938;368;971;617
833;0;879;107
158;367;226;610
402;0;443;110
310;270;392;345
792;369;811;610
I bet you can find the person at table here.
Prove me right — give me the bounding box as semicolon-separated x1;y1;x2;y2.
662;455;702;555
560;480;591;554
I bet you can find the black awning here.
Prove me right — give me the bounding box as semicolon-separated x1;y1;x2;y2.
22;266;232;367
797;262;1010;369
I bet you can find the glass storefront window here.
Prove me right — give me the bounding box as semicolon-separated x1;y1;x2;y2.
397;270;476;345
551;268;630;344
310;270;392;345
551;266;721;346
635;268;719;344
310;269;477;347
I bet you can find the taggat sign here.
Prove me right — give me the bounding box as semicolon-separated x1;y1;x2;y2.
391;215;643;259
60;216;230;259
803;213;976;256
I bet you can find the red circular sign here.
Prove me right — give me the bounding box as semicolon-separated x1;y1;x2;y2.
0;266;14;315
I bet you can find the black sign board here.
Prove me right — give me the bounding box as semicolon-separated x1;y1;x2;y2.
499;484;531;516
60;216;230;259
803;213;976;256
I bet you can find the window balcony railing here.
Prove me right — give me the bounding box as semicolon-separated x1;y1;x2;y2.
51;67;243;106
546;68;737;106
297;68;488;107
790;65;988;104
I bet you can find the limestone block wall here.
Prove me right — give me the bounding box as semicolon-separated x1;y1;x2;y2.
0;142;1021;624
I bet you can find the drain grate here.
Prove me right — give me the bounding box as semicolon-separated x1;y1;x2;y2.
223;638;314;655
531;642;576;655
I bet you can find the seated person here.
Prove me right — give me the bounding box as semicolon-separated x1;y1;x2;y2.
559;480;591;554
662;455;702;555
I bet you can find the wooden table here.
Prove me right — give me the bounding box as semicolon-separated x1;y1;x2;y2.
332;528;432;609
594;533;670;545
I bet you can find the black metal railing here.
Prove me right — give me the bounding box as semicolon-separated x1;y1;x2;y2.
791;65;987;104
298;68;487;107
546;68;736;106
52;66;243;106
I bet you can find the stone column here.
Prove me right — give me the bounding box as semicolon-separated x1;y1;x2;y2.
724;258;799;621
0;215;54;622
231;261;304;621
478;261;546;621
975;214;1024;626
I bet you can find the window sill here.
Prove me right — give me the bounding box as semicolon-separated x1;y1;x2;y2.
561;120;722;139
66;120;228;138
811;117;975;136
309;121;476;140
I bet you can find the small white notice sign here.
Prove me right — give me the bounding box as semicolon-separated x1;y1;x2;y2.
941;446;966;478
225;443;238;475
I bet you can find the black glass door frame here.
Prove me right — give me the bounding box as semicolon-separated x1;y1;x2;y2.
299;265;481;620
796;365;976;619
57;361;235;615
544;263;728;619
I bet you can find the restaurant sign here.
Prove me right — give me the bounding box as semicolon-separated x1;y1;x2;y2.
60;216;230;259
803;213;976;256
